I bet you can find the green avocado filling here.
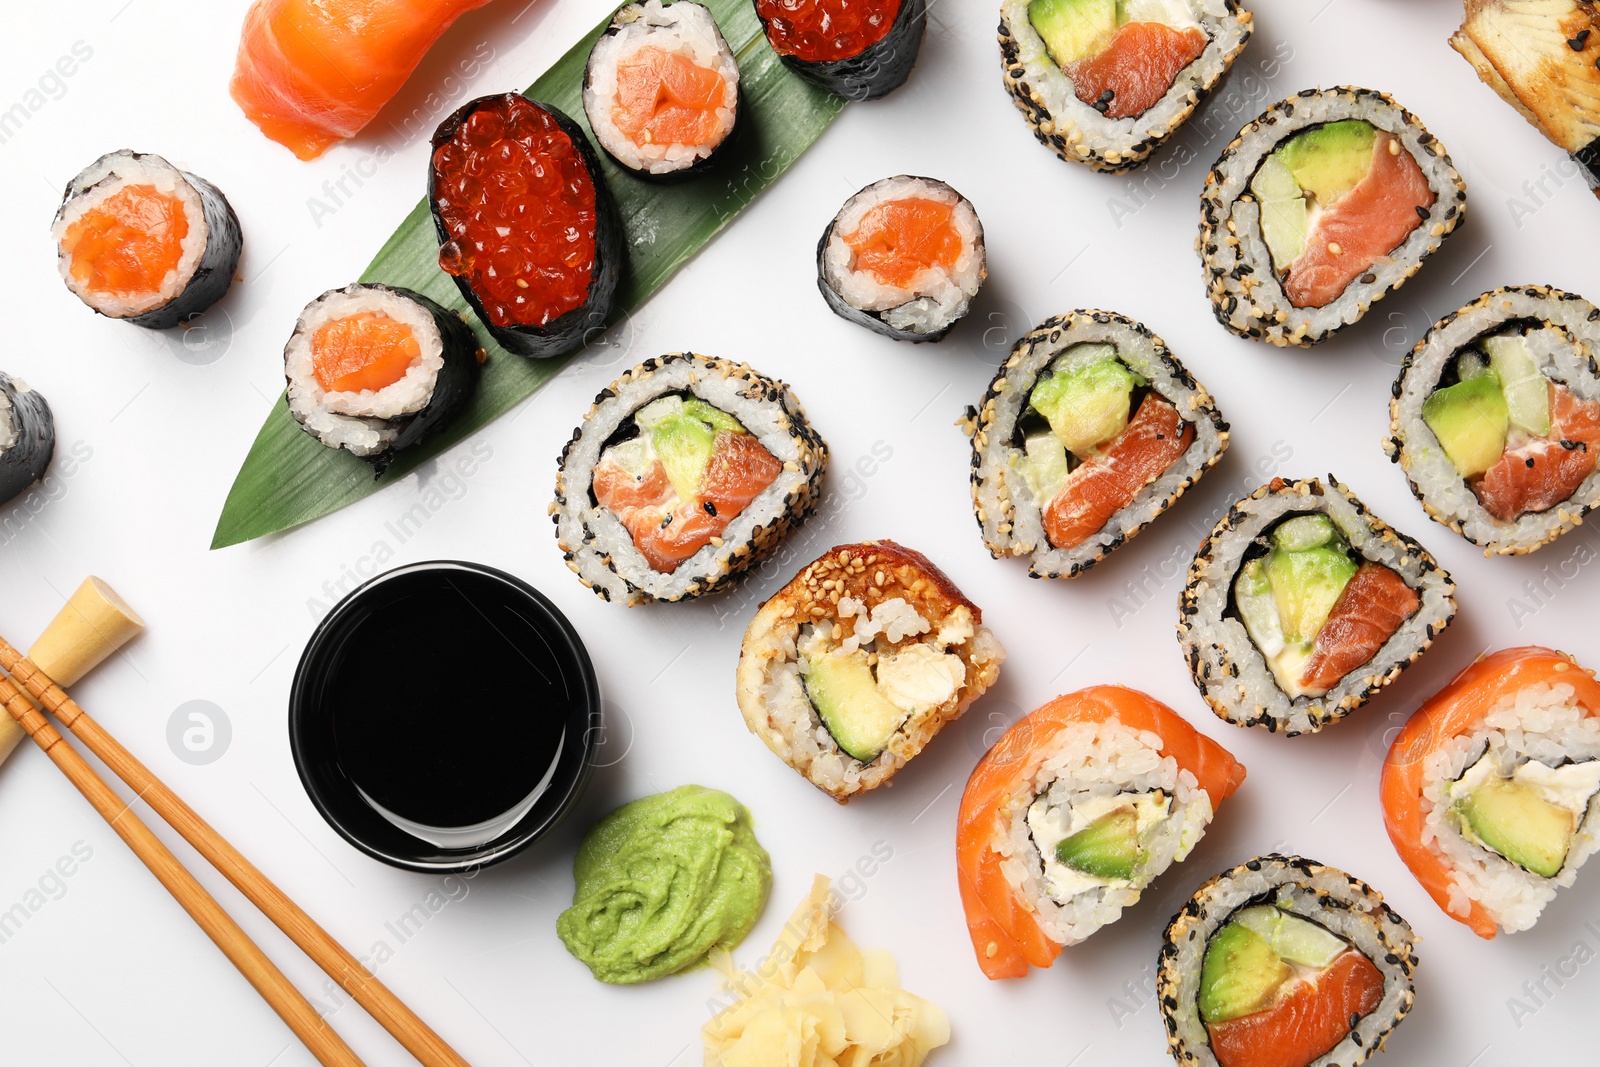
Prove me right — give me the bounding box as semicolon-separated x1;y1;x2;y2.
1231;513;1358;697
1446;752;1600;879
1249;120;1378;272
632;394;750;501
1026;0;1199;66
1015;344;1147;505
1422;332;1554;482
800;648;909;763
1199;907;1349;1024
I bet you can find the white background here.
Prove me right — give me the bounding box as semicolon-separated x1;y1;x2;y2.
0;0;1596;1063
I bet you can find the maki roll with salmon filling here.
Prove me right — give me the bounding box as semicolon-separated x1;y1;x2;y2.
430;94;621;358
1200;88;1466;346
754;0;926;101
554;353;827;604
583;1;739;178
737;541;1004;802
957;686;1245;980
1000;0;1253;173
52;151;241;330
1158;856;1417;1067
0;373;54;507
285;284;479;476
1179;477;1456;736
1383;647;1600;938
1389;286;1600;556
818;177;985;343
969;311;1227;579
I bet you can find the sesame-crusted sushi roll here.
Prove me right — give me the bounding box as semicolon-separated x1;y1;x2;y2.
0;373;54;507
1179;476;1456;735
999;0;1253;172
1199;87;1467;346
737;541;1002;802
1388;285;1600;556
1157;856;1417;1067
754;0;927;101
554;353;827;604
582;0;740;179
969;311;1228;579
817;176;986;343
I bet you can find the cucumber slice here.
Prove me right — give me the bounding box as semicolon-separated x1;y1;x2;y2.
1272;513;1337;552
1020;430;1072;505
1250;156;1308;269
1234;558;1286;659
1231;905;1348;969
1483;334;1551;437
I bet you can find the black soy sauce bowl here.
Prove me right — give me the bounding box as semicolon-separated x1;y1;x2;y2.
289;560;600;873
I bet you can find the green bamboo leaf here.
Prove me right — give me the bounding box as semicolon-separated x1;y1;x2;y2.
212;0;844;549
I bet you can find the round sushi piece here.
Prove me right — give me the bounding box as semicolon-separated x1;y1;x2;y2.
284;283;479;477
1179;476;1456;736
554;353;827;605
1388;285;1600;556
957;686;1246;980
430;93;622;358
737;541;1005;803
1157;855;1417;1067
52;150;241;330
754;0;926;101
1383;646;1600;938
1200;87;1467;347
0;373;54;507
582;0;740;178
1000;0;1253;173
969;311;1228;579
817;176;986;343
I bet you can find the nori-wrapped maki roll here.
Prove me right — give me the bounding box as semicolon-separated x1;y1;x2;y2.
0;373;54;507
753;0;926;101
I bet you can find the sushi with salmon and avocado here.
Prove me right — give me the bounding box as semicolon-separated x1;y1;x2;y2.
957;686;1245;979
554;353;827;604
1000;0;1253;172
1179;476;1456;735
1200;88;1466;346
969;311;1227;579
754;0;927;101
1389;285;1600;556
1157;856;1417;1067
737;541;1004;802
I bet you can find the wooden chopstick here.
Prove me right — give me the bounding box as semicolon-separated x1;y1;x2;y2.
0;673;365;1067
0;637;473;1067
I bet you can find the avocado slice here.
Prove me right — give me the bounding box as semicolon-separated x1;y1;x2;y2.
1265;543;1357;645
650;412;717;501
681;398;747;435
1274;120;1378;206
1456;776;1576;878
800;648;908;763
1272;513;1337;553
1199;921;1293;1024
1422;374;1510;479
1230;906;1348;969
1054;807;1140;880
1029;0;1117;66
1249;155;1308;270
1019;429;1072;505
1482;334;1551;437
1029;356;1139;456
1234;558;1286;659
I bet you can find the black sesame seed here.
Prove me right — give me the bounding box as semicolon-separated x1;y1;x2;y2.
1572;29;1592;49
1414;205;1429;220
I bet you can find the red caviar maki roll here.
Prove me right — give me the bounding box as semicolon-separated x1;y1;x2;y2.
753;0;927;101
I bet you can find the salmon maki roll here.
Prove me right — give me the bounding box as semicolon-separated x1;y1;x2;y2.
969;310;1228;578
1200;88;1466;346
1157;856;1417;1067
957;686;1245;979
754;0;927;101
1389;285;1600;555
1382;646;1600;938
1179;476;1456;735
554;353;827;604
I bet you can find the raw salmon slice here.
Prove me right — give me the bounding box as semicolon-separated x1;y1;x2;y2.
1207;950;1385;1067
843;197;962;289
1299;563;1419;693
1474;382;1600;520
311;313;422;393
1066;22;1207;119
61;184;188;298
612;46;726;147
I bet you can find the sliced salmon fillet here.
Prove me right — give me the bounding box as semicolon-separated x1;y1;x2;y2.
1298;563;1420;694
61;184;188;298
1042;393;1193;550
1284;132;1434;309
311;313;422;393
612;46;727;148
842;197;962;289
701;430;782;519
1381;646;1600;939
1474;382;1600;520
592;452;673;512
1066;22;1207;119
1207;950;1385;1067
957;686;1245;980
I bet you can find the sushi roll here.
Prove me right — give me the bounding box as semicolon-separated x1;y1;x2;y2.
52;150;241;330
817;176;986;343
0;373;54;507
1382;646;1600;938
736;541;1005;802
284;283;479;477
1157;856;1417;1067
753;0;926;101
999;0;1253;173
1200;88;1467;347
582;0;740;179
1388;285;1600;556
1179;476;1456;736
969;311;1228;579
553;353;827;604
957;686;1246;979
430;94;622;358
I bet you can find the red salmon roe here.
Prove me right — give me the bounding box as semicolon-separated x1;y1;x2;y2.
432;96;597;330
755;0;901;63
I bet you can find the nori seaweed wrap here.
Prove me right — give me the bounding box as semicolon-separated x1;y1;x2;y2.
0;373;54;507
754;0;926;101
